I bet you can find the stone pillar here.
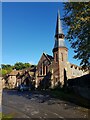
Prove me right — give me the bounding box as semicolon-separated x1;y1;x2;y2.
35;71;39;88
51;69;54;88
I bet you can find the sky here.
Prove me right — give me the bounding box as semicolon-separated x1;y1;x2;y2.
2;2;81;66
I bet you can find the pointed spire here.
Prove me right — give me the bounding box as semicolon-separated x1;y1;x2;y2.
53;9;67;53
55;9;63;36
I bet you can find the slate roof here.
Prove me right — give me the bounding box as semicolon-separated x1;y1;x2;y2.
9;70;21;76
46;54;54;61
43;52;53;63
55;9;63;35
21;67;36;74
16;67;36;79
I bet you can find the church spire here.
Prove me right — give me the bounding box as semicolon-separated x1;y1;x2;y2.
53;10;66;52
55;9;64;39
55;9;63;35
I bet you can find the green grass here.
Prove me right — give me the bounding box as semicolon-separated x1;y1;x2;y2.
0;113;14;120
49;88;89;109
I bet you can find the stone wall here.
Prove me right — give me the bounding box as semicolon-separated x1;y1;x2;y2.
36;53;50;88
67;62;89;80
8;76;17;88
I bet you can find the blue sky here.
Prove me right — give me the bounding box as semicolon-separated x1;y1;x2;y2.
2;2;81;66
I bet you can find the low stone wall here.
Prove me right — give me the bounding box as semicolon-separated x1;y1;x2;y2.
67;74;90;100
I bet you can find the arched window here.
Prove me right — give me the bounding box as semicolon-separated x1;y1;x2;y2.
40;67;42;75
55;53;58;62
46;66;48;74
43;64;45;75
61;53;63;61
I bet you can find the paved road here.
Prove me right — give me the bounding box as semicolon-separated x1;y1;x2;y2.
2;89;88;119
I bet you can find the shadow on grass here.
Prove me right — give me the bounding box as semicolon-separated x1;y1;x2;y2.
48;87;89;109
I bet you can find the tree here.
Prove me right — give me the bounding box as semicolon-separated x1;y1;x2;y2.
24;63;31;68
1;62;35;73
1;69;7;77
62;2;90;71
1;64;13;76
14;62;25;70
1;64;12;69
14;62;31;70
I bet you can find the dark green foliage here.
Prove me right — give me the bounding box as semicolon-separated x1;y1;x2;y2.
14;62;36;70
63;2;90;71
1;64;13;76
1;69;7;77
1;62;36;76
14;62;23;70
1;64;13;69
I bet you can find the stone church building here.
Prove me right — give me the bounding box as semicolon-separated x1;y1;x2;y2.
35;10;88;89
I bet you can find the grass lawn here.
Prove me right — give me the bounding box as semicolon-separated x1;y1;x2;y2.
49;88;89;109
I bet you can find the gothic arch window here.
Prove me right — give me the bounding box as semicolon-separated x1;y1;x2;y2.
55;53;58;62
46;66;48;74
56;78;58;82
61;53;63;61
43;64;45;75
40;67;42;75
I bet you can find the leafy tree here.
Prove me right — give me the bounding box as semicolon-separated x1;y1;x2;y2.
62;2;90;71
1;69;7;77
1;64;12;69
7;67;12;74
24;63;31;68
1;64;12;76
1;62;35;74
14;62;25;70
14;62;31;70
